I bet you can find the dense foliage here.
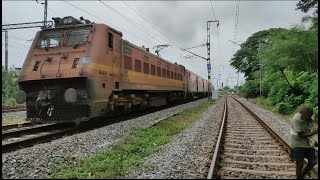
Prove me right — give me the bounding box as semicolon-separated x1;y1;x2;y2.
2;66;19;106
230;0;318;119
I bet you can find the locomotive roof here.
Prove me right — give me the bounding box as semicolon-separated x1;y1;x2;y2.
42;20;207;81
123;39;208;81
42;23;123;37
122;39;185;70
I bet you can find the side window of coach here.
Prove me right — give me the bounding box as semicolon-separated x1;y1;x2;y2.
108;32;113;49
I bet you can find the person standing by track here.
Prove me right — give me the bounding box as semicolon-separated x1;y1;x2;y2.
290;105;318;179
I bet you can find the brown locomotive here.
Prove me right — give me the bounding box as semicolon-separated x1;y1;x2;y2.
15;16;213;123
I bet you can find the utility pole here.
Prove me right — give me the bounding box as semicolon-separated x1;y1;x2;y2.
218;65;223;90
44;0;48;28
2;20;53;105
259;57;263;97
226;77;236;87
207;20;219;99
237;71;239;87
212;77;218;91
36;0;48;28
258;39;263;97
5;31;9;105
182;20;219;100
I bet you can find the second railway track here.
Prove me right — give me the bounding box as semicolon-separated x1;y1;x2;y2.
206;96;317;179
2;99;204;154
2;105;26;113
2;122;77;153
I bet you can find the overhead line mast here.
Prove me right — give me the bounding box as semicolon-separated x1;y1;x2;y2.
2;20;53;105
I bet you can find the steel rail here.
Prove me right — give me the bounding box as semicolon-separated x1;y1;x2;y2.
232;96;318;179
2;123;59;140
207;96;317;179
207;97;227;179
2;122;33;131
2;127;77;153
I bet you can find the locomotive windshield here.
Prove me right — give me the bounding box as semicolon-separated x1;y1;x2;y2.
36;28;91;49
37;32;63;48
66;29;90;46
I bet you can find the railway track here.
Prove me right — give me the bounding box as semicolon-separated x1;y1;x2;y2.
206;96;317;179
2;122;77;153
2;122;34;131
2;105;26;113
2;99;204;154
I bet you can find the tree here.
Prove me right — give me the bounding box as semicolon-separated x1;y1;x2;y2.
231;0;318;117
296;0;318;34
296;0;318;15
258;26;318;114
229;28;286;80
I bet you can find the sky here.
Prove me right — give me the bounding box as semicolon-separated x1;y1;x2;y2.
2;0;308;89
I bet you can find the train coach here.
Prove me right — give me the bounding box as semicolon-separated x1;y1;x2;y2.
15;16;212;123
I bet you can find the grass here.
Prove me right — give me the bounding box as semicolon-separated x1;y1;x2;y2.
49;100;216;179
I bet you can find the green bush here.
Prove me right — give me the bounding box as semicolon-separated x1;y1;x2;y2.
2;66;19;105
276;102;292;115
240;80;260;98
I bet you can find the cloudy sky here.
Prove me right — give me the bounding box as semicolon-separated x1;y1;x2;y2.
2;0;307;89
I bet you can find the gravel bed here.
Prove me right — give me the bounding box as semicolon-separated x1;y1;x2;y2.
2;99;206;179
126;98;225;179
216;97;296;179
2;111;26;122
236;97;291;143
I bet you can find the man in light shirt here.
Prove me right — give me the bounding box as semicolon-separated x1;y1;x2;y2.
290;105;318;179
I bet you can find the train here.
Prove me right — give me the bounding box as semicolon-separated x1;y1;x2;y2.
15;16;213;123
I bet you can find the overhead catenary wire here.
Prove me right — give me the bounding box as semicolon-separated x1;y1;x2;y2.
120;1;208;68
70;2;191;71
99;0;163;44
232;0;241;87
96;1;206;77
121;1;185;49
61;0;154;47
3;1;206;79
232;0;240;54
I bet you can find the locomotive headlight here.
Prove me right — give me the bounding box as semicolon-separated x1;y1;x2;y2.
16;90;27;104
64;88;77;103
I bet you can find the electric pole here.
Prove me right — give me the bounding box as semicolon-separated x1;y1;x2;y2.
2;20;53;105
36;0;48;28
5;31;9;105
207;20;219;99
44;0;48;28
237;71;239;87
259;58;263;97
181;20;219;100
258;39;263;97
218;65;223;90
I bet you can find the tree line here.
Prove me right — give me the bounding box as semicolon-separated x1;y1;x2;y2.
230;0;318;120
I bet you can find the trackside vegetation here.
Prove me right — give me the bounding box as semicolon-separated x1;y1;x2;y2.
2;66;19;106
230;0;318;122
49;100;215;179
